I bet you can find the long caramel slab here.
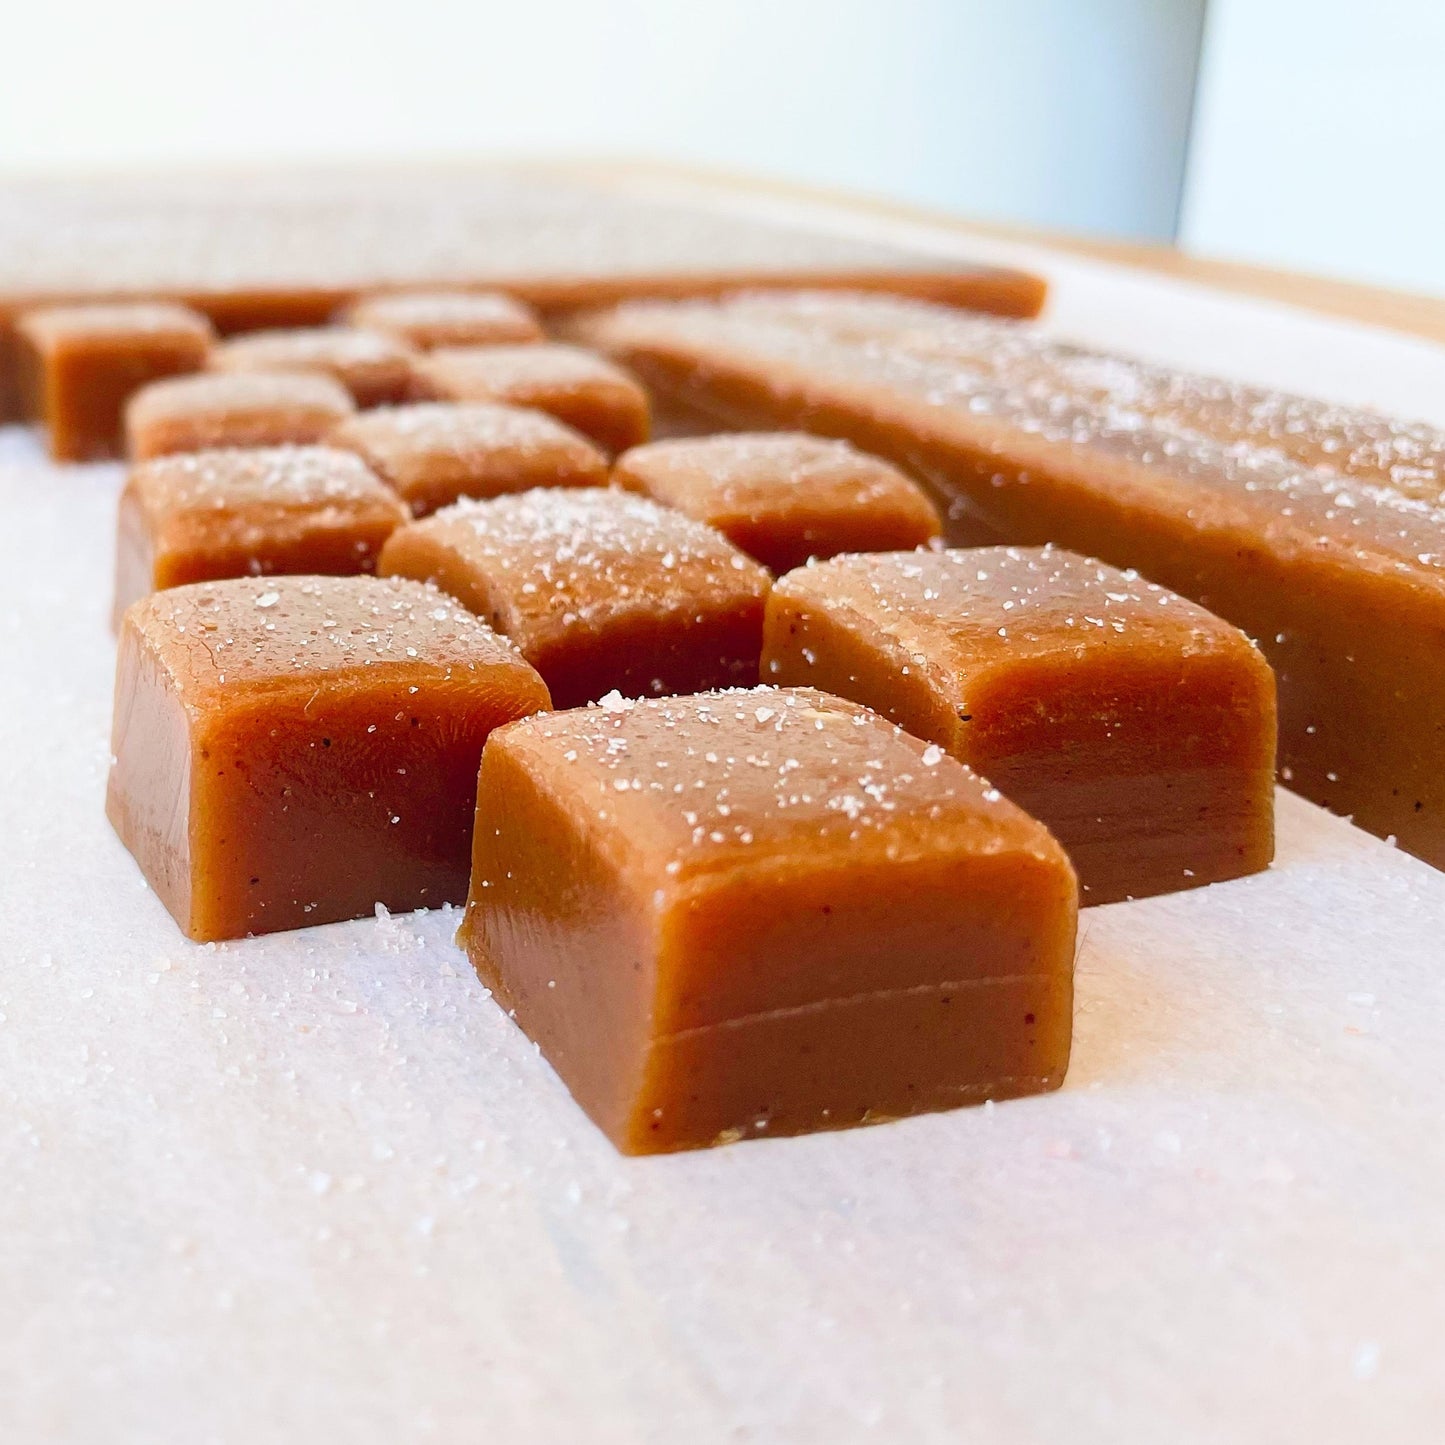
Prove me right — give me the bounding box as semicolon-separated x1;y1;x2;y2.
578;292;1445;868
0;167;1044;421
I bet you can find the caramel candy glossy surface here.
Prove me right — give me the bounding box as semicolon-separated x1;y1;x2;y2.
329;402;608;517
113;445;409;625
410;344;649;454
380;489;770;709
765;546;1276;904
613;432;941;573
458;686;1078;1153
107;575;550;942
209;327;416;407
342;290;545;350
126;371;356;460
16;302;213;461
579;292;1445;869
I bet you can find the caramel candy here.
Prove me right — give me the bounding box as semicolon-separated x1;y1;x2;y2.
378;489;771;709
15;302;213;461
613;432;941;574
410;344;649;454
107;575;550;941
459;686;1078;1153
341;290;545;350
328;402;608;517
579;292;1445;870
208;326;415;407
126;372;356;460
765;547;1276;904
113;445;410;625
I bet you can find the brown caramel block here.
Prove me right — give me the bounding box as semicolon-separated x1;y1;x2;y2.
378;489;770;709
107;575;550;942
113;445;410;626
341;290;545;350
126;372;356;460
459;686;1077;1153
579;292;1445;871
764;546;1276;904
328;402;608;517
208;327;416;407
613;432;941;574
15;302;214;461
410;344;649;455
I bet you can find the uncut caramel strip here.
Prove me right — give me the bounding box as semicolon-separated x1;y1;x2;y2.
0;168;1045;421
578;292;1445;868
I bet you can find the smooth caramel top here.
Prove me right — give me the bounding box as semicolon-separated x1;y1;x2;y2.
775;545;1260;683
125;573;538;708
490;685;1065;884
17;300;215;349
613;431;939;529
380;489;770;655
342;290;544;349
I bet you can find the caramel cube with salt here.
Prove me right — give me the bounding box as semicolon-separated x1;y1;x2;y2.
107;575;550;942
113;445;410;625
379;489;770;708
125;372;356;460
328;402;608;517
764;546;1276;904
613;432;941;573
208;326;416;407
459;686;1078;1154
342;290;544;350
16;302;214;461
410;344;649;454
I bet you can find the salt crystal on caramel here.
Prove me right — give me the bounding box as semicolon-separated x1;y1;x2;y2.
765;546;1276;903
208;326;415;407
458;686;1078;1153
113;445;409;625
613;432;940;573
328;402;608;517
126;371;356;460
410;343;649;454
341;290;544;350
16;302;214;461
107;575;550;942
379;488;770;708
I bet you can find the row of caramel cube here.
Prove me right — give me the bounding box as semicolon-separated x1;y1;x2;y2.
88;290;1274;1154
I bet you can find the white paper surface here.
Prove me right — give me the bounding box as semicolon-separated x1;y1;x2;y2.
2;187;1444;1445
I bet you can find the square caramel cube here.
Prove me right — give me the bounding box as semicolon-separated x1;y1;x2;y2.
328;402;608;517
378;489;771;709
113;445;411;625
125;372;357;460
16;302;214;461
613;432;941;573
208;326;417;407
107;575;550;942
341;290;544;350
458;686;1078;1153
764;545;1277;904
409;343;650;455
